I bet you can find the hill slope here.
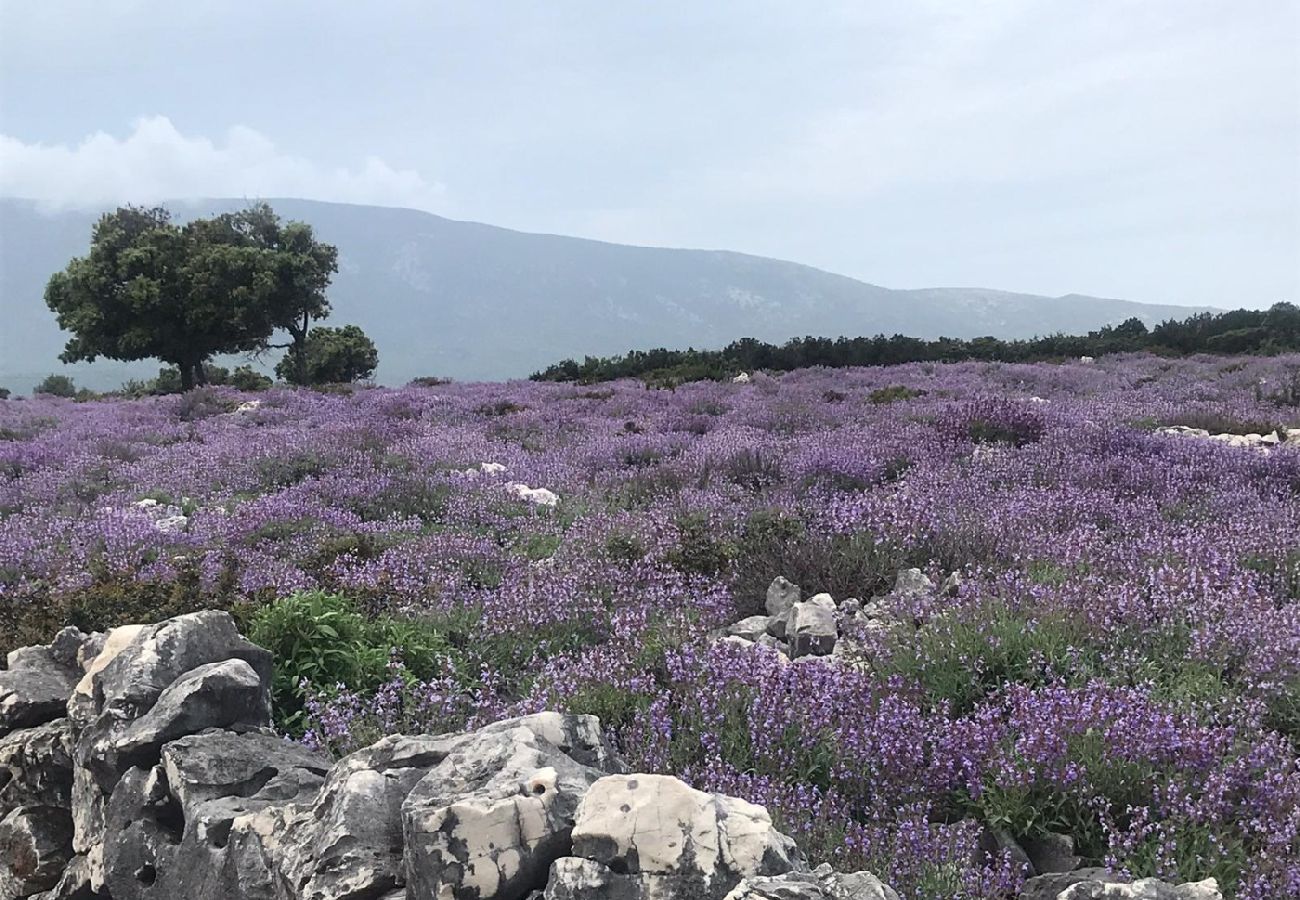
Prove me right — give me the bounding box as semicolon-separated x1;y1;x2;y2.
0;198;1206;390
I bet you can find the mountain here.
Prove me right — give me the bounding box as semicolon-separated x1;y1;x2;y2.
0;197;1208;392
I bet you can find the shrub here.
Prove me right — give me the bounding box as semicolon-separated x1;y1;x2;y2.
409;375;453;387
33;374;76;398
947;396;1046;447
0;387;10;400
246;590;451;734
666;512;737;577
870;385;926;404
227;365;273;391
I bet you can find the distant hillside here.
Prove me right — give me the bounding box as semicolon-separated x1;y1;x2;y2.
0;197;1210;392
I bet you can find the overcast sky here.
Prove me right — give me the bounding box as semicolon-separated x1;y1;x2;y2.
1;0;1297;308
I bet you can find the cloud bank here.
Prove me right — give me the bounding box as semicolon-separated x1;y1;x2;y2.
0;116;445;212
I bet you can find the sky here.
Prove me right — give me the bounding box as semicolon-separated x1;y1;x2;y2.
1;0;1297;309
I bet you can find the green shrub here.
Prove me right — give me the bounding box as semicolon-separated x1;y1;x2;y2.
33;374;77;398
666;512;737;577
246;591;450;733
869;385;926;404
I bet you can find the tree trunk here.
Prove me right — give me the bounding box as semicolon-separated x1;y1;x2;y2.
180;364;195;391
195;361;208;387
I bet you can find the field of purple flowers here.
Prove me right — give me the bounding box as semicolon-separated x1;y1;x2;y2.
2;354;1299;899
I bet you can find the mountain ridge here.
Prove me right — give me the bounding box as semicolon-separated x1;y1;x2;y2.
0;197;1212;392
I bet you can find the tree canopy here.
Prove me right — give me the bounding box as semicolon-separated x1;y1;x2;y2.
44;203;354;389
276;325;379;385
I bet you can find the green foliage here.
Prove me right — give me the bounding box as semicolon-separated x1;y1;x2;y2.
665;512;737;577
532;303;1300;386
246;590;450;733
276;324;378;385
0;388;9;400
33;374;77;397
44;203;338;390
869;385;926;404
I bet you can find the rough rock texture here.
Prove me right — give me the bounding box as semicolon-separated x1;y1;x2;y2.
0;806;74;898
551;774;801;900
1019;868;1124;900
892;568;934;597
787;595;838;659
2;612;895;900
1057;877;1222;899
403;716;619;900
765;576;801;618
723;865;901;900
1021;832;1081;876
0;657;78;734
727;616;774;643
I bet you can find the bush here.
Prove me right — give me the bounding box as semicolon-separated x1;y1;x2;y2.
227;365;274;391
0;387;10;400
246;590;451;734
869;385;926;404
33;374;76;398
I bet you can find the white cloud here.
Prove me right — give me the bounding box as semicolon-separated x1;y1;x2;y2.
0;115;446;212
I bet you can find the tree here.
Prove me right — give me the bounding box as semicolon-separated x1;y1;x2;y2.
34;374;77;397
275;325;378;385
44;204;338;390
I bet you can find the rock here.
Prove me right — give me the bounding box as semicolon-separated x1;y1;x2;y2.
564;774;800;900
1018;869;1125;900
74;636;106;676
1057;877;1222;899
46;630;88;673
97;730;330;900
1021;831;1080;875
0;806;74;898
838;599;861;617
728;616;775;643
765;577;801;618
68;625;145;729
0;654;78;735
977;825;1034;876
892;569;934;597
106;660;270;775
27;853;93;900
788;597;837;659
0;720;74;817
402;717;618;900
278;712;619;900
940;571;962;598
733;373;752;384
724;865;900;900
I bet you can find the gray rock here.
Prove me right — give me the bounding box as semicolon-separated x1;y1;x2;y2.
47;629;89;673
74;635;106;677
0;658;78;735
564;774;800;900
0;720;74;817
27;853;94;900
838;599;861;617
107;660;270;774
403;718;617;900
940;571;962;598
1057;877;1222;899
892;569;934;596
0;806;74;898
724;865;901;900
728;616;775;642
765;577;801;618
1019;868;1124;900
788;596;837;659
1022;831;1080;875
977;825;1034;876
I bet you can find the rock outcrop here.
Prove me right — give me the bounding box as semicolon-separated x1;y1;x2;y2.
0;611;1229;900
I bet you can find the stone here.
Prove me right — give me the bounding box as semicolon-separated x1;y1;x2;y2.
1021;831;1080;875
402;718;618;900
0;806;74;898
892;569;934;596
106;660;270;775
68;625;145;729
278;712;619;900
976;825;1033;876
1018;868;1125;900
565;774;799;900
27;853;93;900
765;576;801;618
788;597;837;659
838;599;861;617
728;616;775;642
1057;877;1222;899
723;865;900;900
0;655;78;734
940;571;962;598
47;629;88;673
0;720;74;817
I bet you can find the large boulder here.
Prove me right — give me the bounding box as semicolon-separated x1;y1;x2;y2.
0;806;74;898
723;865;900;900
0;720;74;817
547;774;800;900
277;712;619;900
0;654;78;735
765;577;801;618
402;717;620;900
1057;877;1221;899
787;595;837;659
100;730;330;900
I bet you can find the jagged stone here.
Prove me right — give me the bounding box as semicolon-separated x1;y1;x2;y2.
403;718;618;900
560;774;800;900
728;616;775;642
1018;868;1124;900
724;864;900;900
0;654;78;735
977;824;1034;876
788;595;837;659
1021;831;1080;875
0;720;74;817
1057;877;1222;899
892;569;934;596
27;853;94;900
0;806;74;898
765;577;801;618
